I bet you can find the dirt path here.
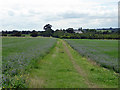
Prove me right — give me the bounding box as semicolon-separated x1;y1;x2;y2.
62;40;98;88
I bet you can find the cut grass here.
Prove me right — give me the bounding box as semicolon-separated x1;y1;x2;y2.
28;39;88;88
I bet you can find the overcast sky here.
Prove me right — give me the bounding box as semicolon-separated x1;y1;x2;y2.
0;0;118;31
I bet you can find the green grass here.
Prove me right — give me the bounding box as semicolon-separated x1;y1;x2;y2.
2;37;118;88
28;39;118;88
29;39;87;88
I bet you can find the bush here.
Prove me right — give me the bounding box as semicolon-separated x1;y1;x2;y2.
30;32;38;37
11;32;22;37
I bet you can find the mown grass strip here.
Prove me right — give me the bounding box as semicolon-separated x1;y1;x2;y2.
28;39;118;88
28;39;88;88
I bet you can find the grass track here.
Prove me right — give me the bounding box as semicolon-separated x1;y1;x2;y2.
28;39;118;88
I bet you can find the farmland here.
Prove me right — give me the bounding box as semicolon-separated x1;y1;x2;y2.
28;39;118;88
65;39;118;72
2;37;56;88
1;37;119;88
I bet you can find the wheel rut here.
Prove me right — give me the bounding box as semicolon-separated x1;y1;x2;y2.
62;40;98;88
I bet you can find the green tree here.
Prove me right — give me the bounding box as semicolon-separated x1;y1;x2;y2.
43;24;52;31
66;28;74;33
43;24;54;37
30;30;38;37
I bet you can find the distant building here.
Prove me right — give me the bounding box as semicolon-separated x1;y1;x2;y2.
74;29;82;33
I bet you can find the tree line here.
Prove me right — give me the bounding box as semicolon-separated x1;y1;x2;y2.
1;24;120;39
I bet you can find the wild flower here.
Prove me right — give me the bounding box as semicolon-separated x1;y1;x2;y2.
2;38;56;88
66;39;118;72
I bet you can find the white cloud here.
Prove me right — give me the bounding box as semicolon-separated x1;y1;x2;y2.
0;0;118;30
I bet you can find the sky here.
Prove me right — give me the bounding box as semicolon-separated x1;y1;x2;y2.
0;0;119;31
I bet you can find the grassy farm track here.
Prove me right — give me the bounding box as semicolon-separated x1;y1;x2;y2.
28;39;118;88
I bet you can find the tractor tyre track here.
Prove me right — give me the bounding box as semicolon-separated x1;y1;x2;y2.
62;40;98;88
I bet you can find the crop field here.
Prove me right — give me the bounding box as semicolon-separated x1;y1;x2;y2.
2;37;56;88
28;39;118;88
65;39;118;72
1;37;118;88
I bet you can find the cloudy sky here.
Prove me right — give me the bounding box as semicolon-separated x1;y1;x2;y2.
0;0;118;31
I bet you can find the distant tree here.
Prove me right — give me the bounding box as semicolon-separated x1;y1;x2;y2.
110;27;112;30
66;28;74;33
30;30;38;37
22;31;31;34
116;29;120;34
53;30;65;38
78;27;82;31
11;30;22;37
43;24;52;31
2;31;7;36
103;31;109;34
42;24;54;37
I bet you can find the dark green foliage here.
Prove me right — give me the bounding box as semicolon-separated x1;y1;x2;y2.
10;30;22;37
66;28;74;33
1;27;120;39
30;30;38;37
39;24;54;37
53;30;119;39
2;33;7;36
40;30;54;37
43;24;52;31
52;28;119;39
2;31;7;36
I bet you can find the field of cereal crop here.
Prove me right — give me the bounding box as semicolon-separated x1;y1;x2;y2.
2;38;118;88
